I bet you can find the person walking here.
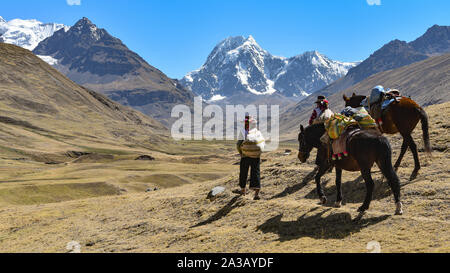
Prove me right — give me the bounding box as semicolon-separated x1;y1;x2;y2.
236;116;265;200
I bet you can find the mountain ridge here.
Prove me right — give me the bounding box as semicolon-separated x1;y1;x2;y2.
33;17;194;126
180;35;358;103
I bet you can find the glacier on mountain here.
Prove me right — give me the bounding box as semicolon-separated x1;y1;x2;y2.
0;16;68;50
181;36;359;101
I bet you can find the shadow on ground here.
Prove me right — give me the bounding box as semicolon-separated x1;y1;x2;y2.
257;207;390;241
269;168;317;200
191;196;245;228
304;174;393;204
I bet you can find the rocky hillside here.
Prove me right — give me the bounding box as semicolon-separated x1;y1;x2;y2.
180;36;357;104
409;24;450;56
33;17;194;126
281;53;450;138
0;43;168;157
284;25;450;124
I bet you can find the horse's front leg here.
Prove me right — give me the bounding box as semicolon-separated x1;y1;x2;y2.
315;163;329;204
358;168;375;212
335;167;343;208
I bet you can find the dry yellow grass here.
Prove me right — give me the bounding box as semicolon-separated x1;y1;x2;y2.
0;102;448;253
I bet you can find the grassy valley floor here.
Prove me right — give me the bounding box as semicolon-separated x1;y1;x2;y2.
0;103;448;253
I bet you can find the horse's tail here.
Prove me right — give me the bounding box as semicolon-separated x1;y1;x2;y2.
376;137;397;179
418;107;432;156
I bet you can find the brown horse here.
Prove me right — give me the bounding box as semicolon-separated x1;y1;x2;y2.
343;93;432;181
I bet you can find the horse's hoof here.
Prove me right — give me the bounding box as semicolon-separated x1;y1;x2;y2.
409;171;419;181
395;202;403;215
334;201;342;208
319;196;327;205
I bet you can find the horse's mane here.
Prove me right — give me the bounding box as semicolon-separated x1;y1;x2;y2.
307;123;325;131
303;123;326;148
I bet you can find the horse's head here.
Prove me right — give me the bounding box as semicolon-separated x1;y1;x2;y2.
298;125;313;163
344;93;367;108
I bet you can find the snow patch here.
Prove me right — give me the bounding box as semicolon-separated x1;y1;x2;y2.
208;94;226;102
37;55;59;65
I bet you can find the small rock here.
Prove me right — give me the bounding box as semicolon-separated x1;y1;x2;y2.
135;155;156;161
45;161;61;165
207;186;226;201
154;187;159;191
146;188;153;192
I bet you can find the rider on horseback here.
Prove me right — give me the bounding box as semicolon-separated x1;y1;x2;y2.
309;96;334;125
308;96;334;167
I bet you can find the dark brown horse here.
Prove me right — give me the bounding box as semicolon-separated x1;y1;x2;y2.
343;93;432;181
298;123;403;215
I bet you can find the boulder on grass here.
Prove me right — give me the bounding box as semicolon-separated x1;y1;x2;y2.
207;186;226;201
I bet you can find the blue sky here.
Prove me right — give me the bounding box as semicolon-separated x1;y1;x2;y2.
1;0;449;79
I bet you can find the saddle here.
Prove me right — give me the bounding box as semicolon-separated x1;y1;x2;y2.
368;88;403;128
324;113;358;140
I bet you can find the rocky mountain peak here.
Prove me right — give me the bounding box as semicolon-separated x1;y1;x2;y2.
73;17;95;30
424;24;449;35
410;24;450;55
205;35;267;65
69;17;105;42
32;17;194;126
294;51;328;65
181;36;357;102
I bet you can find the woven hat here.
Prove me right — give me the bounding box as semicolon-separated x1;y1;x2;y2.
315;95;327;103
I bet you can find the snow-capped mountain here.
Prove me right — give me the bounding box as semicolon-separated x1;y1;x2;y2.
0;16;68;50
273;51;357;98
180;36;358;102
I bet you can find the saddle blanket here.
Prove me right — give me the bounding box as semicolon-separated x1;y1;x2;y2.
324;114;358;140
331;128;361;160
